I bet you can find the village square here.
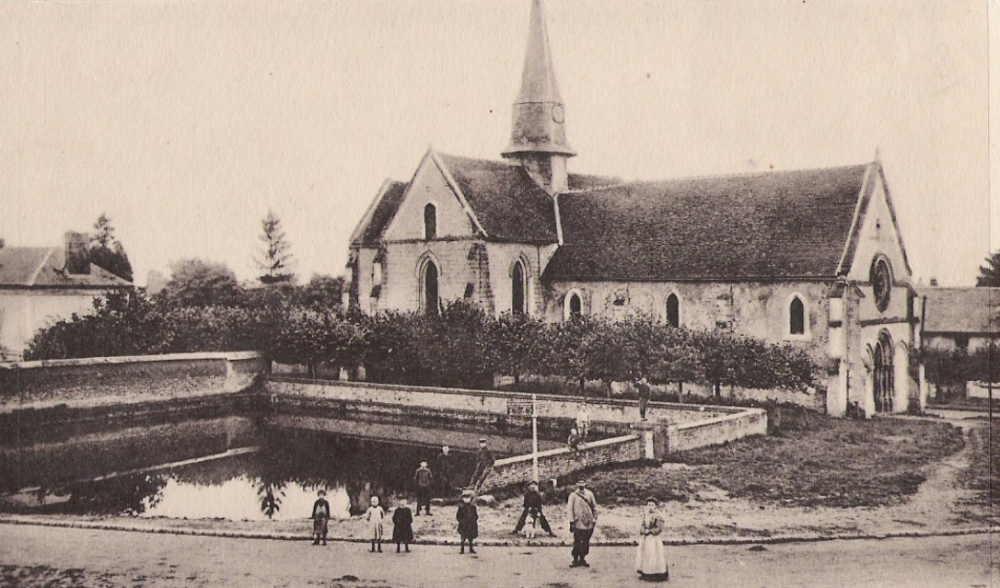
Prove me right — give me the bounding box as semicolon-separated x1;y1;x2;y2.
0;0;996;586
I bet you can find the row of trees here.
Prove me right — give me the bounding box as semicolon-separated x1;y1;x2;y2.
25;294;819;395
921;343;1000;387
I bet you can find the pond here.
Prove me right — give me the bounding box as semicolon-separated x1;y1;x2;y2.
0;416;560;520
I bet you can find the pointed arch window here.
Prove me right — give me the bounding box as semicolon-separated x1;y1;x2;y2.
511;261;526;315
789;296;805;335
421;260;439;316
564;290;583;321
666;293;680;328
423;203;437;240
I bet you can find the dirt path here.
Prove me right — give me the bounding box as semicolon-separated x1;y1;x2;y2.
1;523;995;588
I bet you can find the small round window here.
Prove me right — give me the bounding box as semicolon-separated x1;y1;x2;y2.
870;257;892;312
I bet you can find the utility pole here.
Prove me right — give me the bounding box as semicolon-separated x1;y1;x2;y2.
532;394;539;483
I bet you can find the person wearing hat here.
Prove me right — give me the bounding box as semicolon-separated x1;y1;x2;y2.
310;489;331;546
636;377;652;421
511;480;556;537
636;496;669;581
470;438;495;490
456;489;479;554
414;460;434;515
566;479;598;567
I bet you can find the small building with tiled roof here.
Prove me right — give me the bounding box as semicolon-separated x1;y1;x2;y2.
919;287;1000;353
0;232;133;359
346;0;919;417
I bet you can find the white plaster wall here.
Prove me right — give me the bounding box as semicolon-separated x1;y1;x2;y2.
0;290;104;358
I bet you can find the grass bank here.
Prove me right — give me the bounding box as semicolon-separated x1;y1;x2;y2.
550;408;964;509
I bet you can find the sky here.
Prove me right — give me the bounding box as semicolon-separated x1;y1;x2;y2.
0;0;996;287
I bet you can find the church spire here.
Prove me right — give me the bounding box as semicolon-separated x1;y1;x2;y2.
502;0;575;194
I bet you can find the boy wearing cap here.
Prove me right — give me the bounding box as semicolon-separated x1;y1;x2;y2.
414;461;434;515
311;489;330;546
511;480;556;537
567;480;598;567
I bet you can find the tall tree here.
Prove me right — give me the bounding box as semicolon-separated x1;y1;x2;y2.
976;251;1000;287
256;210;296;285
89;213;134;282
156;258;244;307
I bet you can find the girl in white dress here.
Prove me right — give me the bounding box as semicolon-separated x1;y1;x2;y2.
636;497;669;581
365;496;386;553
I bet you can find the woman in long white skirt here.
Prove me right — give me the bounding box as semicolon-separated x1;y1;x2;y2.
636;497;669;581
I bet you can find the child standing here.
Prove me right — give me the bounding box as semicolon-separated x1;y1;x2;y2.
311;489;330;546
392;497;414;553
365;496;386;553
635;497;669;581
456;489;479;554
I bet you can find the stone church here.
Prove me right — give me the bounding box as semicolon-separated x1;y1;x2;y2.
346;0;918;418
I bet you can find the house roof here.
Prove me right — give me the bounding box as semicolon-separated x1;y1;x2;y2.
544;164;870;281
921;287;1000;335
0;246;133;289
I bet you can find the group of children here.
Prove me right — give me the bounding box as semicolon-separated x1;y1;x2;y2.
311;488;481;555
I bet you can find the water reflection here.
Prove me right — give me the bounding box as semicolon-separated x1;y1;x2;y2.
1;431;484;521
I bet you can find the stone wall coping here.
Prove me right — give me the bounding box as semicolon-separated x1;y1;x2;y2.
493;434;640;466
268;376;755;416
0;351;263;370
669;407;767;432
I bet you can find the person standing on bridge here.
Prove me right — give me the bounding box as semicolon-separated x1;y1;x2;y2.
470;438;494;490
637;377;652;421
413;461;433;515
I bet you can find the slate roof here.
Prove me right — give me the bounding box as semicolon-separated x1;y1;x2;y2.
436;153;559;243
921;287;1000;335
0;246;133;289
545;164;870;281
356;180;408;247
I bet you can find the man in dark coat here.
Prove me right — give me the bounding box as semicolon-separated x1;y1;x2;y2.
414;461;433;515
511;480;556;537
637;377;652;420
456;489;479;554
470;438;495;490
433;445;454;496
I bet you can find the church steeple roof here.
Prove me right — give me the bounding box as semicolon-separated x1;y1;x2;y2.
515;0;563;104
502;0;575;158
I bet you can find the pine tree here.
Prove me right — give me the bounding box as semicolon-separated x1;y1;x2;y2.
976;251;1000;287
89;213;134;282
256;210;296;285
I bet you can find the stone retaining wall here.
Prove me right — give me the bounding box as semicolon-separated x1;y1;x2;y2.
666;408;768;453
0;352;268;408
266;378;734;426
481;434;643;491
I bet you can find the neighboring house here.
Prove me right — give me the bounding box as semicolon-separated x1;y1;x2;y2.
919;287;1000;353
0;231;133;359
346;0;918;417
919;287;1000;400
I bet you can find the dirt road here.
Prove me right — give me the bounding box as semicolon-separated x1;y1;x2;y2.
1;524;995;587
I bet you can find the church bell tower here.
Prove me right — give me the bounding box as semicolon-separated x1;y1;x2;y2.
502;0;576;195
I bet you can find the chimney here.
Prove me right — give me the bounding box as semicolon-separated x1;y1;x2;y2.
929;277;938;287
64;231;91;275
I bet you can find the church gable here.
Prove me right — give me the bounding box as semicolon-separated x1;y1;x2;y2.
382;151;481;242
840;162;913;283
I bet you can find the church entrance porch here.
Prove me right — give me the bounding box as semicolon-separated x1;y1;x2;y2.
873;331;895;413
